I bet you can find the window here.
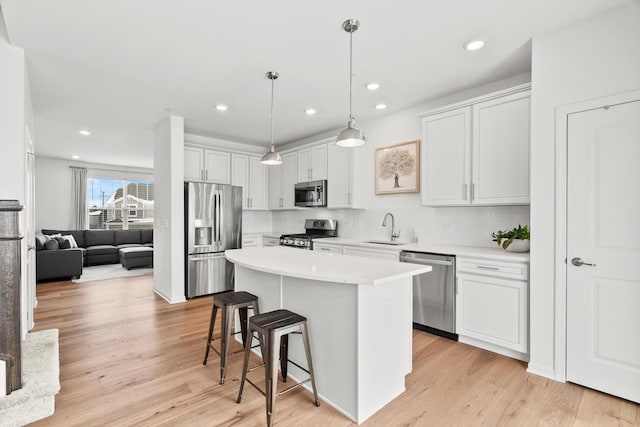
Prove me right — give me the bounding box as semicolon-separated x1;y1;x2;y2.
88;177;153;230
127;204;138;217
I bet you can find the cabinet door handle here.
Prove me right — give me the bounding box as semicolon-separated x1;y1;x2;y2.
477;265;500;271
471;183;475;201
348;193;351;204
463;183;467;200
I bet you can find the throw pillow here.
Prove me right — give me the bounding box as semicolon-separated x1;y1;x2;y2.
55;237;71;249
45;239;59;250
61;234;78;248
35;233;47;250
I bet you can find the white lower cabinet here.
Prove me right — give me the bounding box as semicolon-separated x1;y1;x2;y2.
313;242;400;260
456;256;529;361
262;236;280;247
241;236;260;248
312;242;343;254
342;246;399;261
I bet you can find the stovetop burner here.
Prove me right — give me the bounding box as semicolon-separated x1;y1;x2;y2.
279;219;338;250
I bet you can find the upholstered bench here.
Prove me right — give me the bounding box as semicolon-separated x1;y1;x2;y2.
119;247;153;270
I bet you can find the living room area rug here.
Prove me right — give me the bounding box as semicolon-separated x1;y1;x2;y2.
73;264;153;284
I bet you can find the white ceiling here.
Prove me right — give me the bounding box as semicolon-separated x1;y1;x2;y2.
1;0;631;168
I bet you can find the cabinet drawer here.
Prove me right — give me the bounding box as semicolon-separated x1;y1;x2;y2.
242;237;258;248
343;246;399;261
262;237;280;247
456;257;528;280
313;243;342;254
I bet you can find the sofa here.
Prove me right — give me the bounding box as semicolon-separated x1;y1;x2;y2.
36;228;153;282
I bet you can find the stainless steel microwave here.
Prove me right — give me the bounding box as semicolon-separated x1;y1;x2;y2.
294;180;327;207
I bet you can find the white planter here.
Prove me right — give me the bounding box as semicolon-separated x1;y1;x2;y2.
504;239;530;253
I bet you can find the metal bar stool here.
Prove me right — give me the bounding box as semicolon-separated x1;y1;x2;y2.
203;291;260;384
237;309;319;427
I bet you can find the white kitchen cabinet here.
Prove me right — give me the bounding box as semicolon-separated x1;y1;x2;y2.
420;85;530;206
327;141;359;208
343;246;400;261
184;146;204;181
262;236;280;247
231;153;267;210
184;146;231;184
313;242;343;254
456;256;529;361
421;107;471;205
241;236;260;248
297;143;327;182
472;91;530;204
269;151;297;210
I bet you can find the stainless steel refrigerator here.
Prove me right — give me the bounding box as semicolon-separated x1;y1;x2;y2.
185;182;242;298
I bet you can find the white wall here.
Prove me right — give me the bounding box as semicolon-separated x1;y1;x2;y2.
34;157;153;231
529;2;640;379
274;73;532;247
153;116;185;303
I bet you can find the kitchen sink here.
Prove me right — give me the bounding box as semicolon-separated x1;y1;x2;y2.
364;240;409;246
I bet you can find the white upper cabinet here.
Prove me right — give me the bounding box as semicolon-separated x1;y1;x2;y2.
328;142;355;208
269;151;298;210
420;85;531;206
472;92;530;205
231;153;267;210
421;107;472;206
184;146;231;184
204;150;231;184
184;146;204;181
297;143;327;182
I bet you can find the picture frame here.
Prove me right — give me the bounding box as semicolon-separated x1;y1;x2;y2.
375;139;420;195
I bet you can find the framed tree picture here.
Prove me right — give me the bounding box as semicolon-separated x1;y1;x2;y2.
375;139;420;195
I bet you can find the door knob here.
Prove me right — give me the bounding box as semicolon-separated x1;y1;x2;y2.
571;257;596;267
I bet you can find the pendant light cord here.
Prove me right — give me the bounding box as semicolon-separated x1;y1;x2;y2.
270;75;275;151
349;28;354;124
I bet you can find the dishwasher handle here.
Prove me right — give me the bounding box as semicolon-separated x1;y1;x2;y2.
400;254;453;266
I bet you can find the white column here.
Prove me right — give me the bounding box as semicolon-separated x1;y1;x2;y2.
153;115;186;303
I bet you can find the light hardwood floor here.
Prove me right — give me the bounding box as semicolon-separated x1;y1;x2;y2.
31;275;639;427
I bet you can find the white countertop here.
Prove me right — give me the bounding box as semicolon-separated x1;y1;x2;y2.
318;237;530;262
225;246;431;286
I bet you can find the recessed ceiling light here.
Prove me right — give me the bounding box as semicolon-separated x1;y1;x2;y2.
304;108;317;115
71;155;80;160
375;103;387;110
464;40;485;51
366;82;380;90
78;129;92;136
216;104;228;111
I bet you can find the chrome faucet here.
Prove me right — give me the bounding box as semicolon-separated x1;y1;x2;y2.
382;212;401;242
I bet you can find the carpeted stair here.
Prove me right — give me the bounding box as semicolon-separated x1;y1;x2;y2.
0;329;60;427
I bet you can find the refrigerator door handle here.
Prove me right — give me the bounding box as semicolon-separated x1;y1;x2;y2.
216;192;222;245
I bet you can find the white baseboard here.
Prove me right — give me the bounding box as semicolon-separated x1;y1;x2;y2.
526;363;559;381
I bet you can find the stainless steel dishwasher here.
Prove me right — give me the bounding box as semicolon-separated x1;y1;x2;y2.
400;251;457;340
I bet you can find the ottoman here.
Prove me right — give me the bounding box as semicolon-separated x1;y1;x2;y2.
119;247;153;270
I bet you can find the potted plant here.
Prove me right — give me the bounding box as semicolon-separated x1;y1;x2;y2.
491;224;530;252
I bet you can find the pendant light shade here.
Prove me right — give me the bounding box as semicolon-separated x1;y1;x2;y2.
261;71;283;165
336;19;366;147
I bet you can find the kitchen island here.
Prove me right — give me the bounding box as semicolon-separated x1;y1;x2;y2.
225;246;431;424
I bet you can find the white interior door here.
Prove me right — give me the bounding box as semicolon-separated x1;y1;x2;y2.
566;100;640;403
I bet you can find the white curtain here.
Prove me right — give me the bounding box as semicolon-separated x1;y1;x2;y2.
70;166;87;229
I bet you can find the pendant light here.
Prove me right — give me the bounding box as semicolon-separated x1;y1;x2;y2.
336;19;366;147
261;71;283;165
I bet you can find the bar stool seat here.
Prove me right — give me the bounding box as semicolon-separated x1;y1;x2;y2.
203;291;260;384
237;309;319;427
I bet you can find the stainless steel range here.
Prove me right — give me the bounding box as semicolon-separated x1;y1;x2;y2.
280;219;338;250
